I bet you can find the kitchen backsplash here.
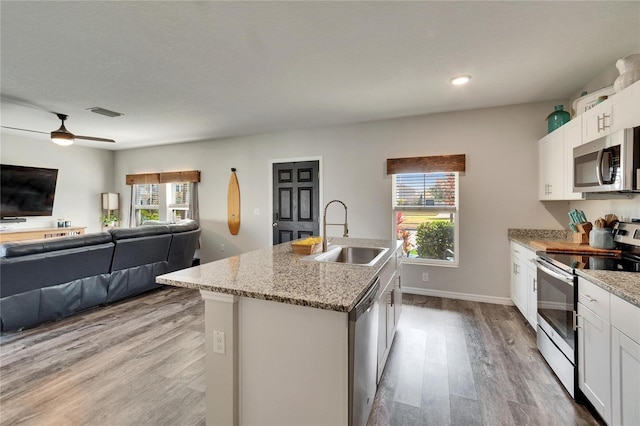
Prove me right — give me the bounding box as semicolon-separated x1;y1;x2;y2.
569;197;640;224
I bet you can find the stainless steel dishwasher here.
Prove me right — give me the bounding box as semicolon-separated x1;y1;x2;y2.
348;277;379;426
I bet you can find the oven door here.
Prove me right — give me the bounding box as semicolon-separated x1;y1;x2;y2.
535;257;576;361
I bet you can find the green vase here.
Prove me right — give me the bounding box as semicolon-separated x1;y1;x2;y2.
546;105;570;133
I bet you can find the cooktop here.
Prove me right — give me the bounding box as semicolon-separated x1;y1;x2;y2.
539;252;640;273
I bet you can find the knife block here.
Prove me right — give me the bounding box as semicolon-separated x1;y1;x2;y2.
573;222;592;244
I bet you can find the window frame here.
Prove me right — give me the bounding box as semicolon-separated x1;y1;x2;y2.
392;172;460;267
133;182;192;226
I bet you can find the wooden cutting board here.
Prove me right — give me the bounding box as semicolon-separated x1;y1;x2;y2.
227;168;240;235
530;240;621;255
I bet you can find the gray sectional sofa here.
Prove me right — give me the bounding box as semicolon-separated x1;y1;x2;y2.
0;220;200;332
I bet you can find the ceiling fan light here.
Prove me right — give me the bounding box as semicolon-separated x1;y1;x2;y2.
51;131;74;146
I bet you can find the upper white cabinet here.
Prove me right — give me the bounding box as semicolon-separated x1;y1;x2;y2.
582;80;640;144
539;80;639;200
538;130;564;200
538;116;583;201
562;116;584;200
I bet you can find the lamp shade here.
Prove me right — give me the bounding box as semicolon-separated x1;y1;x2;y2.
102;193;119;209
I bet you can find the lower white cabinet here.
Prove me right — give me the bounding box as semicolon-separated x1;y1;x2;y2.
577;301;611;424
611;294;640;426
576;277;640;426
510;242;536;328
376;246;402;383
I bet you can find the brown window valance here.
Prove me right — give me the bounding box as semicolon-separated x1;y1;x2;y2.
126;170;201;185
386;154;466;175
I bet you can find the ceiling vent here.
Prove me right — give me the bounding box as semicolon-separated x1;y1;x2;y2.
87;107;123;118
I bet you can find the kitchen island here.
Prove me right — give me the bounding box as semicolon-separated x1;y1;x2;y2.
157;237;402;426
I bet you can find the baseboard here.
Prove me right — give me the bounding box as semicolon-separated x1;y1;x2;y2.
402;286;514;306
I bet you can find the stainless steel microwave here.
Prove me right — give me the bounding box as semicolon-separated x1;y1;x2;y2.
573;126;640;193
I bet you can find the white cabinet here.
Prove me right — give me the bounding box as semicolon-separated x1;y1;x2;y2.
525;260;537;328
611;294;640;426
538;130;564;200
578;278;611;424
376;245;402;383
510;242;536;328
538;115;585;201
563;116;584;200
582;80;640;144
539;81;639;200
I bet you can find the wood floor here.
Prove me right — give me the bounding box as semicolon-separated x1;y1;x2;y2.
368;294;601;426
0;288;601;426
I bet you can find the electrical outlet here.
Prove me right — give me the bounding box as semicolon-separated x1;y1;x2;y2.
213;331;225;354
422;273;429;282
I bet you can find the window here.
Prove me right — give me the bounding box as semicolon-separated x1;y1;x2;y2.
393;172;459;265
168;182;190;221
133;182;191;225
134;183;160;224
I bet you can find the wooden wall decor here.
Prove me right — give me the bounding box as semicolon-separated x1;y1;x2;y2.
386;154;466;175
227;168;241;235
126;170;201;185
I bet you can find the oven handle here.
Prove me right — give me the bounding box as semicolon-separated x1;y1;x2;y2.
534;258;575;284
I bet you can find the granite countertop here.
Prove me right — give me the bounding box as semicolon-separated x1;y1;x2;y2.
157;237;401;313
508;229;640;308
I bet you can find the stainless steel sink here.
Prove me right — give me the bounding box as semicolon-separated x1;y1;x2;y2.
304;245;388;266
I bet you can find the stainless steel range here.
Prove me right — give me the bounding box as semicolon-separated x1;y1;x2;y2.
534;221;640;399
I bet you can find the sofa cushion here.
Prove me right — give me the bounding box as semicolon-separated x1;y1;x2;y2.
0;243;115;298
0;232;112;258
168;219;199;233
110;225;170;240
110;234;172;271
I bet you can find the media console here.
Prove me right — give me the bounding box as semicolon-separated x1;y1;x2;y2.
0;226;86;243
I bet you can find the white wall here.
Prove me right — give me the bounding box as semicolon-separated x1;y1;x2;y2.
114;100;569;301
0;133;115;233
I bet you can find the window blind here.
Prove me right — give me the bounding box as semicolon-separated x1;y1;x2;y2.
134;184;159;207
394;172;456;208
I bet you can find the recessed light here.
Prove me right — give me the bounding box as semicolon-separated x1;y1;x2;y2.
450;75;471;86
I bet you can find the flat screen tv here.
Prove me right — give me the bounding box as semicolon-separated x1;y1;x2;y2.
1;164;58;218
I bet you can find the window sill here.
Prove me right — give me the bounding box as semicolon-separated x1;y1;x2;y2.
401;258;459;268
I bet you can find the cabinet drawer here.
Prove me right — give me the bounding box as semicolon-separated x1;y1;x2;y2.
578;278;610;320
611;294;640;343
378;257;396;291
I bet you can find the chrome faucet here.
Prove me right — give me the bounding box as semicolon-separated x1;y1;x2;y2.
322;200;349;252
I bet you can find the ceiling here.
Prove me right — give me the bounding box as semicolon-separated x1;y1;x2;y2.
1;1;639;151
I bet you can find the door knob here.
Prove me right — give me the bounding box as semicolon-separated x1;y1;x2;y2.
272;223;278;227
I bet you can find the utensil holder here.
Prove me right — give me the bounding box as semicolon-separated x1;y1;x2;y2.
573;222;592;244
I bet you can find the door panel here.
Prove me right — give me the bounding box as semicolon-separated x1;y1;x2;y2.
273;161;320;245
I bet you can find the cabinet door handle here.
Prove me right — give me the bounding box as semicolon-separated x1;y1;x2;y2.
602;113;611;130
583;294;596;302
573;312;581;331
533;278;537;292
597;115;603;132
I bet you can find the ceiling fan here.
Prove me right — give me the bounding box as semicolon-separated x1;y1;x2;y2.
2;113;116;146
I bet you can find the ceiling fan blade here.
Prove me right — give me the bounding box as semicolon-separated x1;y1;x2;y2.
1;125;49;135
75;135;116;143
1;95;54;114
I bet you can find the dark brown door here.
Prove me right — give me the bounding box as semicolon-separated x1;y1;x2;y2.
272;161;320;244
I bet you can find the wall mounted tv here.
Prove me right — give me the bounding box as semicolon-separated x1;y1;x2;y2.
1;164;58;218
